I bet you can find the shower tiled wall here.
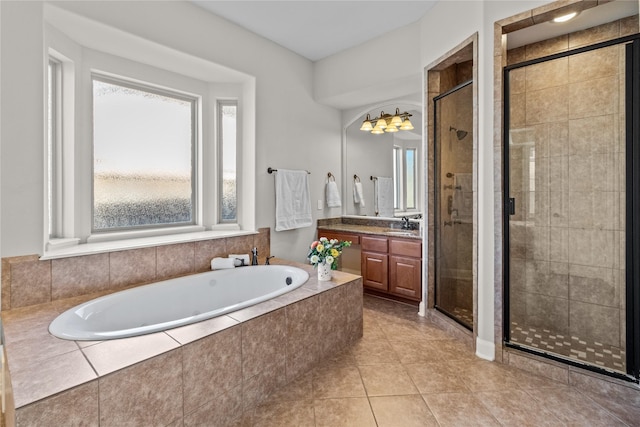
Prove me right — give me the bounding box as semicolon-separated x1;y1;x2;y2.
506;16;637;350
1;228;270;311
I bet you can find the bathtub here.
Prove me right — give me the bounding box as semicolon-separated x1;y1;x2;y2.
49;265;309;341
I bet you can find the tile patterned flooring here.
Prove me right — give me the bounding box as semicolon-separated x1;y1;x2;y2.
510;322;626;373
231;295;640;426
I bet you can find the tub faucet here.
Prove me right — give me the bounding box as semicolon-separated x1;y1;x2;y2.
251;247;259;265
265;256;274;265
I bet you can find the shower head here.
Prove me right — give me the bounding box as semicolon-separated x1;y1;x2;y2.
449;126;468;140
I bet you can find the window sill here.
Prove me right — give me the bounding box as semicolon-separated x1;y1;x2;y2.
41;228;257;260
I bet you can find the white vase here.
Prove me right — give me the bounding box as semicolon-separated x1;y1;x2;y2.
317;261;332;281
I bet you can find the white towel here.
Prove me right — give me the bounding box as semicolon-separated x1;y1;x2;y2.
228;254;250;267
452;173;473;223
326;180;342;208
275;169;312;231
375;177;394;217
211;257;236;270
353;182;365;207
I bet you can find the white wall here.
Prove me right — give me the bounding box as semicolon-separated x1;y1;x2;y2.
0;1;342;262
316;0;550;359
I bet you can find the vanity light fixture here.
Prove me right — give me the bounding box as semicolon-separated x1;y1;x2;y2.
360;108;413;134
552;11;578;23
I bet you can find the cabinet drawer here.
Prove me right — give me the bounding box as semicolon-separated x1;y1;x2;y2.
317;230;360;245
361;235;388;252
389;238;421;258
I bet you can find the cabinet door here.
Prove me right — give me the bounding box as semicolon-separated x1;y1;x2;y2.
389;255;421;300
317;230;360;245
361;251;388;291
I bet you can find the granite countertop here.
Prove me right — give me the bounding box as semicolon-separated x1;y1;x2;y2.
317;223;422;240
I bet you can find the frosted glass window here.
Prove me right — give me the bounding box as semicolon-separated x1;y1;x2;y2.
393;146;402;209
406;148;417;209
220;103;237;222
48;59;59;237
92;77;196;231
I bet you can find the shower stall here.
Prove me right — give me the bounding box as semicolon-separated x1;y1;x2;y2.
434;80;474;329
504;35;640;380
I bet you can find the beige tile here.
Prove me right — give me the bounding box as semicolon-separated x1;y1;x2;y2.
525;34;568;60
569;76;619;120
569;20;620;49
51;254;110;300
370;395;438;427
318;286;349;357
569;45;619;84
227;299;285;322
183;384;243;427
525;56;568;92
242;308;286;380
11;349;97;408
313;397;376;427
264;372;313;404
405;362;469;394
585;392;640;426
109;247;156;288
15;381;99;427
526;386;626;426
285;294;320;381
81;332;180;376
242;359;287;411
99;349;183;426
350;336;399;365
194;238;227;272
312;363;366;399
506;352;569;384
226;234;255;256
156;242;195;279
9;257;52;309
358;363;418;396
182;325;242;413
569;301;621;347
164;314;238;345
423;392;500;427
476;389;562;426
526;85;569;125
251;399;315;427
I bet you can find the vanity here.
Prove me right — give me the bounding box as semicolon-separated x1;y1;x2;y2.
317;217;422;303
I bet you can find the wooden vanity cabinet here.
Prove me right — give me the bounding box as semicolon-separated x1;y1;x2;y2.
388;238;422;300
317;228;422;302
361;236;388;291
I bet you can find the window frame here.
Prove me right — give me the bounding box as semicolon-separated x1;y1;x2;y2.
90;73;200;233
48;57;63;238
217;100;238;224
43;22;255;257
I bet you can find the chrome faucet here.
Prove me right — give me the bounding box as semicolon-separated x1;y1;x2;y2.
401;216;411;230
251;247;259;265
265;256;274;265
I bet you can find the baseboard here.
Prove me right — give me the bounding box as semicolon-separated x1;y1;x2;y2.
476;336;495;361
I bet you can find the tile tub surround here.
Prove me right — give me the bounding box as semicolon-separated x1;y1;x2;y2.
1;228;271;311
1;259;363;426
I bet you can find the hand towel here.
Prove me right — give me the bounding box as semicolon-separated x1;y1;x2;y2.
211;257;236;270
375;177;394;217
353;182;365;207
228;254;250;267
326;180;342;208
275;169;312;231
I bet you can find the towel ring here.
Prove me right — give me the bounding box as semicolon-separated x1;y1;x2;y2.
327;172;335;182
353;174;360;183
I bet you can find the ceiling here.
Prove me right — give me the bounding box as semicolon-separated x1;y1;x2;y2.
191;1;438;61
193;1;639;61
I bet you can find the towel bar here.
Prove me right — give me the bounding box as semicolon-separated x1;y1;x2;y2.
268;167;310;174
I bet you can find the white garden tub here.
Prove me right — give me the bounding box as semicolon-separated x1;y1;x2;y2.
49;265;309;340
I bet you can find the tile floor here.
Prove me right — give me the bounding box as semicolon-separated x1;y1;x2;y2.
232;295;640;426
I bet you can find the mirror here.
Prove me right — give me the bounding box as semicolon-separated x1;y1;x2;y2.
344;101;423;218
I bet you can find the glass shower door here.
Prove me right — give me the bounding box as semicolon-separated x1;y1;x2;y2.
434;81;474;330
505;37;639;377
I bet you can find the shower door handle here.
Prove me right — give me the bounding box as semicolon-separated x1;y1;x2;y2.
508;197;516;215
